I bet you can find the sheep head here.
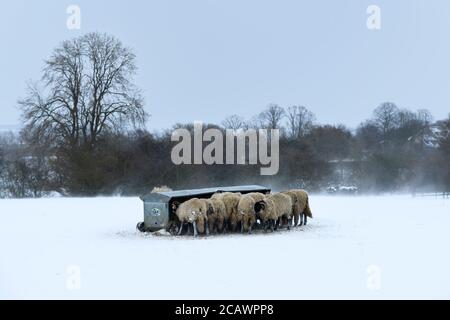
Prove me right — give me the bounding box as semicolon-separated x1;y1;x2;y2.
206;201;214;216
185;203;207;234
255;200;266;213
171;201;180;213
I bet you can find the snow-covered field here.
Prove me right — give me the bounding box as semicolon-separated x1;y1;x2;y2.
0;195;449;299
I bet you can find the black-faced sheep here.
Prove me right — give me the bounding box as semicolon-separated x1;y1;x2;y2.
174;198;207;237
254;197;278;232
245;192;269;229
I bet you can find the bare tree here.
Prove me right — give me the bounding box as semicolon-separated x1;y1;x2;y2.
436;114;450;151
222;114;245;131
19;32;147;150
286;105;315;138
397;109;416;127
417;109;433;125
373;102;399;135
258;103;285;130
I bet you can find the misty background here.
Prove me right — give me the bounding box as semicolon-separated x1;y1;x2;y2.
0;1;449;197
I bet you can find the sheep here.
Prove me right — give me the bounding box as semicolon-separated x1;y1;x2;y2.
203;199;216;234
267;192;293;230
245;192;269;230
173;198;208;237
290;189;313;226
245;192;267;203
204;198;227;234
235;194;257;234
281;190;301;227
211;192;241;232
254;197;278;232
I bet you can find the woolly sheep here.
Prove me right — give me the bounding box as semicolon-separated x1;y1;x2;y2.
174;198;207;237
204;198;227;234
235;194;257;234
281;190;301;227
212;192;241;232
290;189;313;226
254;197;278;232
245;192;268;229
267;192;293;230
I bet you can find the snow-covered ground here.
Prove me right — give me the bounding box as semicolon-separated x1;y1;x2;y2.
0;195;449;299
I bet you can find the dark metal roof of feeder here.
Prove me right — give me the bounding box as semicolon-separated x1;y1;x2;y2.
140;185;270;202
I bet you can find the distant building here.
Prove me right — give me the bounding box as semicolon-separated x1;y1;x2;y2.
327;158;358;184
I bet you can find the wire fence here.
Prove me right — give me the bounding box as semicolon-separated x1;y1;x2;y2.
412;192;450;198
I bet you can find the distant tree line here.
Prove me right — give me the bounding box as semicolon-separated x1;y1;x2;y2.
1;101;449;198
0;33;449;197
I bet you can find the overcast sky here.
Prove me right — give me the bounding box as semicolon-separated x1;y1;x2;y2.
1;0;449;131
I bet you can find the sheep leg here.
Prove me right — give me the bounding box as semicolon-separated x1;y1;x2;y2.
304;214;307;225
248;224;252;234
299;213;303;226
294;213;299;227
205;220;210;236
240;222;244;233
270;219;275;232
177;222;184;236
263;221;268;232
193;221;198;237
287;218;292;230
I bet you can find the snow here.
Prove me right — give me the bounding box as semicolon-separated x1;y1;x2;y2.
0;195;449;299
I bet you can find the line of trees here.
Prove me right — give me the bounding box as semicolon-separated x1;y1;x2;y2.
1;101;449;198
0;33;449;197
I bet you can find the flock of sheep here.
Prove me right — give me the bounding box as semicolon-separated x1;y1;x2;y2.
170;190;313;236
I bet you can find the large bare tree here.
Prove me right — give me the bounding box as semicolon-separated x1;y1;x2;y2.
258;103;285;130
286;105;315;138
19;32;147;149
373;102;399;135
221;114;245;131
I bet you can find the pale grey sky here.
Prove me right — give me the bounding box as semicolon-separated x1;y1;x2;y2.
1;0;449;131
